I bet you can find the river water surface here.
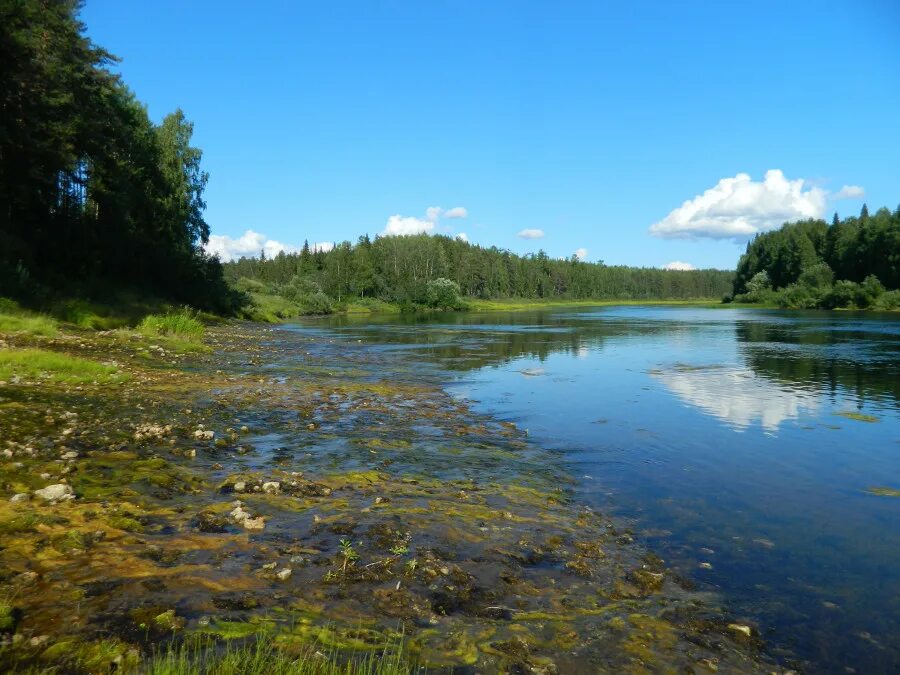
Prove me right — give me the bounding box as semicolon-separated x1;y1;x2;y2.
298;306;900;673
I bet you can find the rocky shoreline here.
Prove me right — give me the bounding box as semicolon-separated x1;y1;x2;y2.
0;321;787;673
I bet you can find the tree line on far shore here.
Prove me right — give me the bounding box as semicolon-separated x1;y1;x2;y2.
730;205;900;310
224;234;735;314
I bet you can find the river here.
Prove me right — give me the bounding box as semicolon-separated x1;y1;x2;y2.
296;305;900;673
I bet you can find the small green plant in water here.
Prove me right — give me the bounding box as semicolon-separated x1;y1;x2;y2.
389;545;409;556
340;538;359;574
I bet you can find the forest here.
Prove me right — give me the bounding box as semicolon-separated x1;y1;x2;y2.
730;205;900;310
224;234;735;316
0;0;237;312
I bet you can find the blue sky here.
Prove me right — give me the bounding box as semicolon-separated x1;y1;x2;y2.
82;0;899;269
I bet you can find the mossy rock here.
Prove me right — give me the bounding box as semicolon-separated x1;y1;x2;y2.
40;638;139;671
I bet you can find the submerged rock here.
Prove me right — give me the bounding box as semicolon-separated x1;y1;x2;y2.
727;623;753;638
262;481;280;494
9;493;29;503
242;516;265;530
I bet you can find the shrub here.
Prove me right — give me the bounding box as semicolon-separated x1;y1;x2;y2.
425;278;464;310
233;277;268;294
822;280;860;309
299;291;333;315
873;289;900;310
775;283;820;309
798;262;834;290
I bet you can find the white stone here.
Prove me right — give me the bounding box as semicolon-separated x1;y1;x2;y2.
34;484;74;501
262;481;280;494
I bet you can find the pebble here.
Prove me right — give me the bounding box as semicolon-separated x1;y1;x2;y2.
9;493;29;503
276;567;292;581
233;481;246;493
262;481;280;494
699;562;713;570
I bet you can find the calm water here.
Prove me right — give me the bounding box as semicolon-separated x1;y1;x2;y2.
298;306;900;673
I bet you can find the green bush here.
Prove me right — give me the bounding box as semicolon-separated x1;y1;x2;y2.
299;290;333;315
873;289;900;310
798;262;834;290
776;283;820;309
138;310;205;341
233;277;268;294
425;278;464;310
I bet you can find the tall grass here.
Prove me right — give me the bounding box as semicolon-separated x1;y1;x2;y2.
0;348;125;384
0;313;58;337
147;635;415;675
0;297;59;336
138;310;205;341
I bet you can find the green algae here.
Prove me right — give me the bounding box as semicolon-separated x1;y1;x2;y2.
39;638;139;672
836;411;880;423
0;602;17;632
866;486;900;497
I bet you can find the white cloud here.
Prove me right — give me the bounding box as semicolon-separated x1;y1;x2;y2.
573;247;588;260
444;206;468;219
518;228;545;239
833;184;865;200
383;214;435;236
310;241;334;253
664;261;696;271
455;232;469;243
649;170;827;240
651;365;820;433
383;205;468;237
205;229;300;262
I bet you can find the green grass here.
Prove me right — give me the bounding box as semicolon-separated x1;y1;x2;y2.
0;348;126;385
138;310;205;341
343;298;401;314
239;292;302;322
0;313;59;337
0;297;59;336
147;634;414;675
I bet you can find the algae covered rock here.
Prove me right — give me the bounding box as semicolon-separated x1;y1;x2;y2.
152;609;185;631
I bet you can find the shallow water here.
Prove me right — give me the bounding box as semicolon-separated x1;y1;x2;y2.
299;306;900;673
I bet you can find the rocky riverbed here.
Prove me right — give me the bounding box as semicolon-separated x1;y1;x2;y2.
0;321;790;673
